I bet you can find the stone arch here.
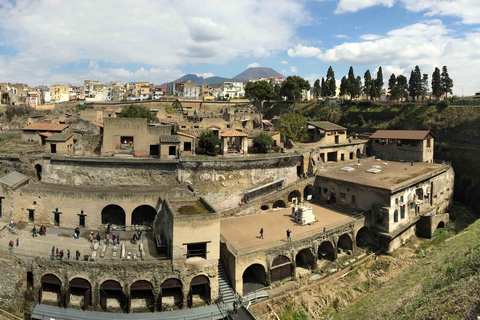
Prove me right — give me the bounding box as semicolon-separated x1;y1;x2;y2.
318;241;335;261
242;264;267;295
260;204;269;211
295;248;315;270
338;233;353;253
131;205;157;228
272;200;287;209
130;280;155;312
34;164;42;180
160;278;183;311
101;205;126;227
437;221;445;229
40;274;62;306
356;227;372;248
356;148;361;158
68;278;92;310
100;280;126;312
288;190;301;203
271;255;292;283
188;275;210;308
303;184;314;201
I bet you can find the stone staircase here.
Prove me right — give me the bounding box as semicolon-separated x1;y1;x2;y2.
218;261;236;306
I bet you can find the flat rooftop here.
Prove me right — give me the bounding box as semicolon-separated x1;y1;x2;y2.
221;203;354;254
170;200;211;215
317;159;447;191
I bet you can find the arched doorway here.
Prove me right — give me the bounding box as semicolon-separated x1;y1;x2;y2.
188;275;210;307
101;205;126;227
27;271;34;289
131;205;157;228
160;278;183;311
356;149;361;158
68;278;91;310
437;221;445;229
272;200;287;209
130;280;154;312
288;190;301;203
338;234;353;253
40;274;62;306
260;205;269;211
271;256;292;283
242;264;267;295
356;227;372;248
318;241;335;261
34;164;42;180
100;280;126;312
303;185;314;201
295;248;315;270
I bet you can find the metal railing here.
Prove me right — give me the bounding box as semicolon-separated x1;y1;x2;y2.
0;308;22;320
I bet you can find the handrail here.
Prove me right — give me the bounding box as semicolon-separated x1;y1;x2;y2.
0;308;22;320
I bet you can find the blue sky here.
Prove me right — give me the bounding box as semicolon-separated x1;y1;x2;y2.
0;0;479;95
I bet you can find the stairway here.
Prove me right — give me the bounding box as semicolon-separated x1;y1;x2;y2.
218;261;236;306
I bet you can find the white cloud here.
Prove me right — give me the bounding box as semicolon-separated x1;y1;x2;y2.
281;60;289;64
247;62;260;68
401;0;480;24
290;66;298;73
335;34;349;39
0;0;307;85
281;69;288;74
316;20;480;95
287;44;322;58
360;34;382;41
335;0;395;13
194;72;215;78
304;73;321;84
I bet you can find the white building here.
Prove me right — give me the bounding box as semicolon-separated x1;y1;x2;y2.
183;85;199;99
220;82;245;98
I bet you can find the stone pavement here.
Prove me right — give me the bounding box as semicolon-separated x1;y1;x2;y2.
0;222;160;261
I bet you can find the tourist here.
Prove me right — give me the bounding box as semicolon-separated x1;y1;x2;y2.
107;223;111;234
260;228;264;239
89;232;93;242
9;220;13;229
51;246;55;260
67;249;70;260
286;229;292;242
116;233;120;244
8;240;13;251
16;238;19;247
42;226;47;236
137;230;142;240
75;250;80;261
105;234;109;245
60;250;64;260
74;227;80;239
39;226;44;236
132;233;137;245
233;301;238;314
96;233;101;242
56;248;59;260
32;225;37;238
112;233;116;245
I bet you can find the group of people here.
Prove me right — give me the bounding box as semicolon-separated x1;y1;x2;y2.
259;228;293;242
240;195;249;205
31;225;47;237
132;230;142;244
7;238;19;251
50;246;81;260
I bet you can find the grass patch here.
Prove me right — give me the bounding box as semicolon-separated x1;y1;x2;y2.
177;200;210;215
278;303;309;320
0;132;20;142
369;260;391;273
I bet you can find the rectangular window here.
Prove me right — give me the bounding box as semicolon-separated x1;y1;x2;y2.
169;146;176;156
349;152;353;160
395;198;398;205
186;242;207;259
400;196;404;203
335;135;339;144
341;153;345;161
323;188;328;194
409;203;415;210
28;209;34;222
50;144;57;153
149;144;159;156
351;195;356;205
184;142;192;152
401;206;405;219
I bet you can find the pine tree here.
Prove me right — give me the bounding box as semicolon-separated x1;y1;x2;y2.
420;74;429;100
432;67;442;101
388;73;398;100
364;70;372;100
325;66;336;97
314;79;321;100
354;76;363;99
375;66;383;99
340;76;348;98
369;79;376;100
408;66;422;101
440;66;453;100
347;66;356;100
397;75;408;101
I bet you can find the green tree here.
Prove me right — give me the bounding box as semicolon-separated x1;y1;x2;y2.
280;76;310;111
172;98;183;111
388;73;398;100
322;103;341;123
364;70;372;100
118;105;159;123
339;76;348;98
245;80;276;129
397;75;408;101
420;73;429;100
441;66;453;100
252;132;274;153
347;66;356;99
313;79;321;100
354;76;363;99
376;66;384;99
276;112;307;142
199;130;220;156
320;78;326;98
408;65;422;101
1;92;9;105
325;66;336;97
273;84;281;98
368;79;376;100
432;67;442;101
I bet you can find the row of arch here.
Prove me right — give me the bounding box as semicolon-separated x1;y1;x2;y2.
242;231;362;294
260;185;315;211
37;274;210;312
101;204;158;227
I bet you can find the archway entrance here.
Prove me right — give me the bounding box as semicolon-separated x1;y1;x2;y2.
272;200;287;209
271;256;292;283
160;279;183;311
437;221;445;229
356;227;372;248
130;280;154;312
131;205;157;228
288;190;301;203
338;234;353;253
188;275;210;307
242;264;267;295
318;241;335;261
34;164;42;180
356;149;361;158
260;205;269;211
295;248;315;270
100;280;126;312
40;274;62;306
101;205;126;227
303;185;314;201
67;278;91;310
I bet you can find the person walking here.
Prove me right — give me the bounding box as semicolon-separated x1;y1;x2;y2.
286;229;292;242
89;232;94;242
32;225;37;238
51;246;55;260
233;301;238;314
8;240;14;251
112;232;116;245
67;249;71;260
96;233;101;243
76;250;80;261
260;228;264;239
105;233;110;245
60;250;64;260
16;238;19;247
323;227;326;233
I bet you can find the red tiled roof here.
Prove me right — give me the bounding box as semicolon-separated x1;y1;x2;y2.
177;132;196;139
369;130;434;140
23;123;69;131
38;132;52;137
221;129;249;137
91;121;104;128
44;117;54;121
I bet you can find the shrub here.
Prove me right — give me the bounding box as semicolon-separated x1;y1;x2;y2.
252;132;274;153
199;130;220;156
